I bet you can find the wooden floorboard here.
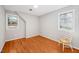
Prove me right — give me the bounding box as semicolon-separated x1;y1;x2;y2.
1;36;79;53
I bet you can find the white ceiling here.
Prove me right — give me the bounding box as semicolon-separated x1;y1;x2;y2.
3;5;67;16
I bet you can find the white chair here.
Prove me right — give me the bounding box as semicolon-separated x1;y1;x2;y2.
59;37;73;52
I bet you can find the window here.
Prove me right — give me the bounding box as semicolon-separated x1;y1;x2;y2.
58;10;75;32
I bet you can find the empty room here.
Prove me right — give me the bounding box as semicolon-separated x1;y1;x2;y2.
0;5;79;53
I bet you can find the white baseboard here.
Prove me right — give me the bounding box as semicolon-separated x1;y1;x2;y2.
40;34;79;50
73;46;79;50
26;34;40;39
5;34;40;42
5;37;25;42
0;41;5;52
40;34;58;42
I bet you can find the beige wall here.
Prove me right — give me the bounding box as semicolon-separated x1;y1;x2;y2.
6;11;39;41
0;6;6;52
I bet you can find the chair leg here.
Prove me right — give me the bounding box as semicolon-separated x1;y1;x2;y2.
62;43;64;52
70;45;73;52
59;43;62;52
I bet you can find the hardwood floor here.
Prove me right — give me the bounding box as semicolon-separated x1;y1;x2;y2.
2;36;79;53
